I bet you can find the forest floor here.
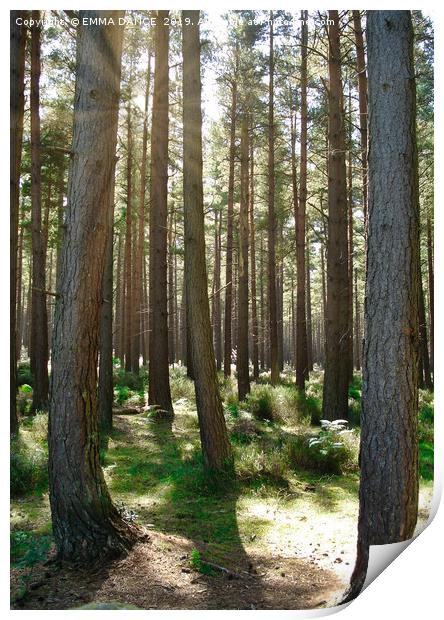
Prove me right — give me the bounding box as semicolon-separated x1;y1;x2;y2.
10;370;434;610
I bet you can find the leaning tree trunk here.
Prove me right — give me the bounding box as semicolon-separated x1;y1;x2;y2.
10;11;27;434
30;12;49;413
322;11;350;422
48;12;140;562
237;114;250;401
182;10;232;472
345;10;419;601
148;11;173;415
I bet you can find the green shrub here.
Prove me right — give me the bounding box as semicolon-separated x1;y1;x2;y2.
245;385;277;422
17;363;33;387
170;368;195;403
235;443;287;485
113;368;146;392
115;384;130;405
419;442;434;480
286;420;355;475
10;438;48;497
229;416;263;445
11;531;52;568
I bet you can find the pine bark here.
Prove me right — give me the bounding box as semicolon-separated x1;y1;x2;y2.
353;10;369;231
268;12;279;384
223;51;238;377
10;11;27;433
322;11;350;421
30;12;49;413
296;10;309;389
48;12;139;562
182;11;232;471
249;137;259;380
149;11;173;415
426;216;434;375
237;115;250;401
346;10;419;600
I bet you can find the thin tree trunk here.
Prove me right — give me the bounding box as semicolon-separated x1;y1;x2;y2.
249;136;259;380
354;268;361;370
352;10;368;232
30;12;49;413
223;50;238;377
124;92;134;372
418;268;432;390
213;208;222;370
426;215;434;375
306;244;313;371
48;12;140;562
322;11;350;422
296;10;309;389
347;82;354;379
182;10;232;471
237;114;250;401
149;11;173;415
268;12;279;385
345;11;419;600
10;11;27;433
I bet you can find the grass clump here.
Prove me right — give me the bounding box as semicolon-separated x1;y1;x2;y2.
170;366;195;403
17;363;33;387
235;443;288;486
245;384;278;422
286;420;357;475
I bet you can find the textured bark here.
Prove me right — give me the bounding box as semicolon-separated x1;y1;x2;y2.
223;50;238;377
426;216;434;374
149;11;173;415
322;11;350;421
259;232;265;370
99;204;115;435
30;12;49;413
353;10;369;231
268;12;279;384
354;268;361;370
134;54;151;372
296;10;309;389
213;208;222;370
249;137;259;380
16;203;25;361
10;11;27;433
346;11;419;600
306;245;313;371
182;11;232;471
124;95;134;372
168;209;175;365
418;269;432;390
48;12;139;562
347;83;354;379
237;115;250;401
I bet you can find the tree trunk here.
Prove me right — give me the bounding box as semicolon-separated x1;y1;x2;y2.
249;135;259;380
296;10;309;389
345;11;419;600
352;10;369;232
237;114;250;401
124;95;134;372
149;11;173;415
347;82;354;379
182;10;232;472
322;11;350;422
30;12;49;413
10;11;27;433
426;216;434;375
268;12;279;385
213;208;222;370
133;52;151;375
48;12;139;562
418;268;432;390
306;244;313;371
223;50;238;378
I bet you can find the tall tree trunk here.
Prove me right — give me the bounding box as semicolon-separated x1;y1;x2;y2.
322;11;350;422
418;269;432;390
259;232;265;370
149;11;173;415
354;269;361;370
99;214;115;436
30;12;49;413
223;49;238;377
352;10;368;232
48;12;139;562
306;244;313;371
133;52;151;375
268;12;279;385
16;202;25;361
426;216;434;375
114;229;123;361
237;115;250;401
10;11;27;433
124;94;134;372
345;11;419;600
168;208;175;364
213;208;222;370
347;82;354;379
296;10;309;389
182;10;232;471
249;136;259;380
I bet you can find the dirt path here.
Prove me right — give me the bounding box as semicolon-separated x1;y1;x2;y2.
11;531;345;610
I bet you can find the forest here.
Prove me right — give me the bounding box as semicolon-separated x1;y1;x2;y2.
10;9;434;610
